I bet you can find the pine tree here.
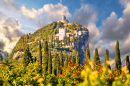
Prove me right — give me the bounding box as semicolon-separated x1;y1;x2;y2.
94;48;100;70
115;40;121;72
23;46;33;67
39;41;42;65
85;48;90;65
126;55;130;73
48;50;52;74
104;49;111;69
71;55;75;65
43;40;48;74
53;52;58;75
76;52;80;66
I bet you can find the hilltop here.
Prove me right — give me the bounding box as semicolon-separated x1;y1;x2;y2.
10;17;89;64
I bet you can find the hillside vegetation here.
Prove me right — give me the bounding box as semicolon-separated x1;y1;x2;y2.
10;22;88;59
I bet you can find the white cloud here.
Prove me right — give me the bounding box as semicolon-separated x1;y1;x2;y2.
72;2;130;63
0;13;24;53
99;1;130;61
72;4;101;61
21;3;71;24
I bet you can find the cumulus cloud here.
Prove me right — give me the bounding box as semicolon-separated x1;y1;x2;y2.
0;0;20;17
72;4;100;60
0;12;24;53
0;41;5;50
72;2;130;63
72;4;97;26
98;0;130;61
21;3;71;27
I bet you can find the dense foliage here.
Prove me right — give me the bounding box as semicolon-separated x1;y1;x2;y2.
10;22;88;59
1;20;129;86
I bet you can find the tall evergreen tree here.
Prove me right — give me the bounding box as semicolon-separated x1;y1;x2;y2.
48;50;52;74
57;55;60;75
104;49;111;69
54;40;55;47
59;51;63;67
85;48;90;65
43;40;49;74
34;57;37;62
53;52;58;75
76;52;80;66
71;55;75;65
94;48;100;70
115;40;121;72
23;46;33;67
126;55;130;73
39;41;42;65
0;54;3;61
64;56;68;67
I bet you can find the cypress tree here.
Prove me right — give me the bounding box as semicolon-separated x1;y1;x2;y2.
0;54;3;61
34;57;37;62
59;51;63;67
126;55;130;73
104;49;111;69
76;52;80;66
23;46;33;67
57;55;60;75
53;52;58;75
39;41;42;65
94;48;100;70
71;55;75;65
54;40;55;47
43;40;48;74
64;56;68;67
48;50;52;74
115;40;121;72
85;48;90;65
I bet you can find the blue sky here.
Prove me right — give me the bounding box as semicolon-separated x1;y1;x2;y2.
13;0;124;28
0;0;130;62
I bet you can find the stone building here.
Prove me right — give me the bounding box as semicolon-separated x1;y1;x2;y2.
59;28;66;40
58;15;69;23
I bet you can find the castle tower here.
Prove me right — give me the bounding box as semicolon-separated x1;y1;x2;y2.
62;15;66;21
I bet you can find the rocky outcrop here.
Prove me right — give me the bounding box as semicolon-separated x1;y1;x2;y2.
74;32;89;64
12;51;24;59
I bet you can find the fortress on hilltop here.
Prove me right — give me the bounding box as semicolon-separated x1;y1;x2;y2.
58;15;69;23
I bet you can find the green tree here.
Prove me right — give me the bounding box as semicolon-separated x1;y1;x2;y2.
53;52;58;75
59;51;63;67
126;55;130;73
64;56;68;67
85;48;90;65
43;40;49;74
94;48;100;70
48;50;52;74
57;55;60;75
39;41;42;65
34;57;37;62
115;40;121;72
76;52;80;66
71;55;75;65
0;54;3;61
104;49;111;69
22;46;33;67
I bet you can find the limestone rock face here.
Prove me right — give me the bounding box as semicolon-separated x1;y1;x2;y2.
74;32;89;64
